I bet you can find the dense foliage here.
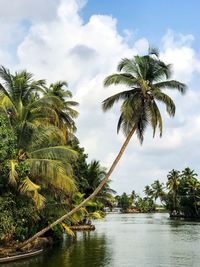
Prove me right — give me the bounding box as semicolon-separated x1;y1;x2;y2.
115;168;200;218
115;191;156;213
0;67;114;244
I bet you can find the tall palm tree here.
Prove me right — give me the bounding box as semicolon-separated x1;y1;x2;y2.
17;48;186;249
0;67;77;208
167;169;180;213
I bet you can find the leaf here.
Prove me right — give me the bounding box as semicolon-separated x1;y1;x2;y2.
33;191;46;209
29;146;78;161
20;176;40;193
61;223;75;237
7;160;18;185
27;159;77;193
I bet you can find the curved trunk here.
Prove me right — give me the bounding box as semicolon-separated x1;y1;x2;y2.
16;126;136;250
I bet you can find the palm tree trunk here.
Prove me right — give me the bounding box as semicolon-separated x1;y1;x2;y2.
174;191;177;214
16;126;136;250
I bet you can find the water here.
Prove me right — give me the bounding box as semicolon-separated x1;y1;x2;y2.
2;213;200;267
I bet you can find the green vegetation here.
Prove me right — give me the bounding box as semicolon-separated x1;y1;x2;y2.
0;67;114;245
115;167;200;218
0;48;187;250
165;168;200;218
115;191;156;213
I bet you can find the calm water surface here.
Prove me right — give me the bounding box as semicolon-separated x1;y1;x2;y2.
3;213;200;267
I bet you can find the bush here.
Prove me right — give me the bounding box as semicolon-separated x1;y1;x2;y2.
0;193;40;244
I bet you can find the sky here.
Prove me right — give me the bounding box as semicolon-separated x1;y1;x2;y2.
1;0;200;195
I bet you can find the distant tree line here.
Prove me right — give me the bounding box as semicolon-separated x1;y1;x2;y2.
114;168;200;218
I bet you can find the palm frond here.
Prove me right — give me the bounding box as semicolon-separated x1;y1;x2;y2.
33;191;46;209
7;160;18;185
0;83;10;98
102;89;136;111
153;80;187;94
0;66;13;89
117;58;138;75
28;125;67;150
20;176;40;193
154;91;176;117
135;106;149;143
29;146;78;161
104;73;136;87
152;101;163;137
27;159;77;193
0;94;16;113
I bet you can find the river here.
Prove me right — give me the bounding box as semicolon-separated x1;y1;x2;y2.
3;213;200;267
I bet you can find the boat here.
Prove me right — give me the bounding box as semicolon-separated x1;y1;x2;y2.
0;249;43;263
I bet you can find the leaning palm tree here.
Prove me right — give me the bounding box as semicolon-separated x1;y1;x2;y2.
17;48;186;249
0;67;77;208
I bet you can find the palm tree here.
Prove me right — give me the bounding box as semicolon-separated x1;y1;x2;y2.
18;48;186;249
184;173;200;216
166;169;180;214
85;160;116;196
151;180;165;203
181;167;198;180
130;190;136;206
144;185;154;198
0;66;77;208
43;81;79;136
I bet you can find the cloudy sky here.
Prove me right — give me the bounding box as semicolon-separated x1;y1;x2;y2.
1;0;200;194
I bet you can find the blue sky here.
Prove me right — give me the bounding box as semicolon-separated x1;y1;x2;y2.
1;0;200;194
82;0;200;49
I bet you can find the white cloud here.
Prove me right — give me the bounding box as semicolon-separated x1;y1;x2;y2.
0;0;59;22
0;1;200;194
161;30;200;83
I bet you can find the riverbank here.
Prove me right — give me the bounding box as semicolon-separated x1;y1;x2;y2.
2;213;199;267
0;224;96;260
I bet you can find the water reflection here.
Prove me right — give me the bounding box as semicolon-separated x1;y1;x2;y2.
58;232;112;267
2;213;200;267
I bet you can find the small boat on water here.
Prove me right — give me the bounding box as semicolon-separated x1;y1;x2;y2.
0;249;43;263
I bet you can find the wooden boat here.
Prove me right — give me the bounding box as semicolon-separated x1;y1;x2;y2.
0;249;43;263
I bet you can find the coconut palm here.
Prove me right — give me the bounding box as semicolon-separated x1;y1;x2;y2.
43;81;79;135
184;174;200;216
166;169;180;213
18;48;186;249
0;66;77;208
151;180;165;203
85;160;115;196
144;185;154;198
181;167;198;180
